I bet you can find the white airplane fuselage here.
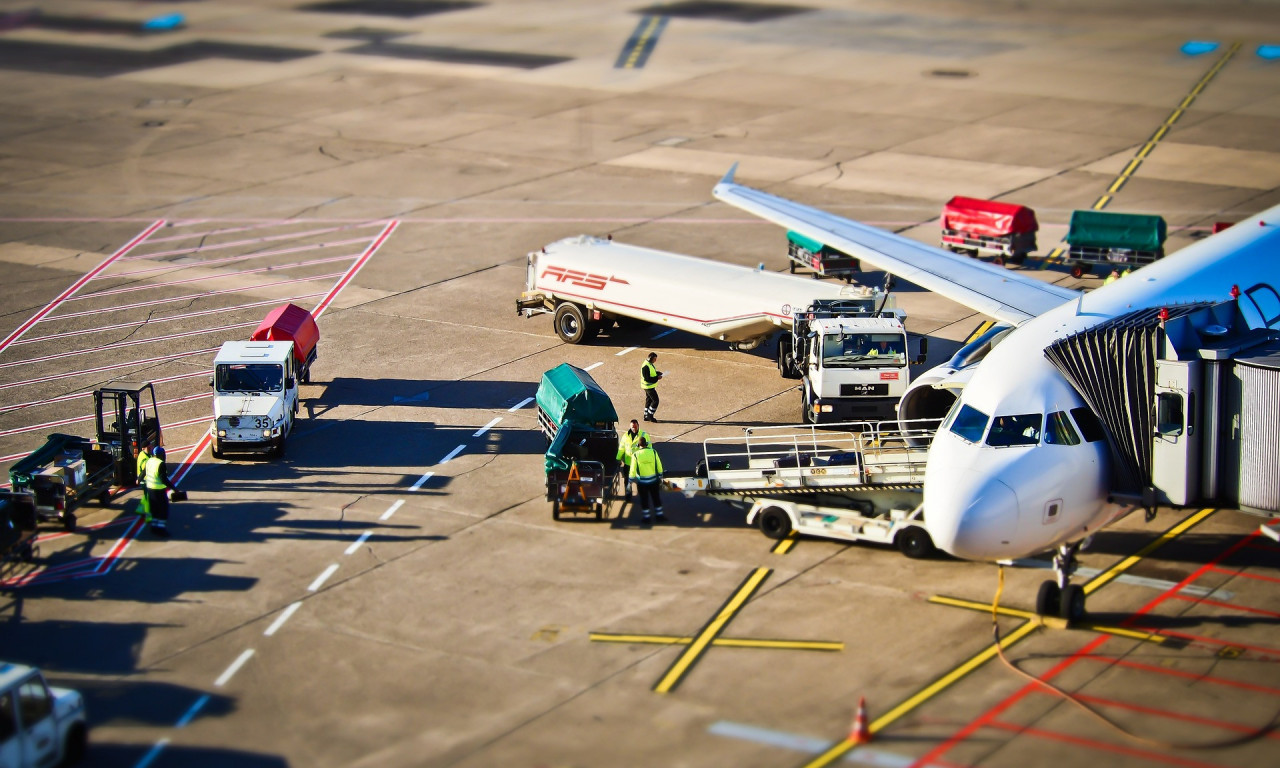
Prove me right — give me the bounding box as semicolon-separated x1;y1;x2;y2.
926;212;1280;561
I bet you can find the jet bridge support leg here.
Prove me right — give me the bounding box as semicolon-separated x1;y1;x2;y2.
1035;543;1085;622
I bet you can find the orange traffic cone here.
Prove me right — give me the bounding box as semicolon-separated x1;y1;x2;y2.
849;696;870;744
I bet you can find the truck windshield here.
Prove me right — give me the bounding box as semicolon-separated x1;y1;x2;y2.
821;333;906;367
216;363;283;393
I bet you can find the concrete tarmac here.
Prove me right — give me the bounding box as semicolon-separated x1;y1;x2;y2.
1;1;1278;766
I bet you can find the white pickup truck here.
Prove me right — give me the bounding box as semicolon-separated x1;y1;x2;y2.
211;341;299;459
0;662;87;767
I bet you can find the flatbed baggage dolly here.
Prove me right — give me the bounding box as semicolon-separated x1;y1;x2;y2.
1064;209;1167;278
940;196;1038;266
536;364;620;520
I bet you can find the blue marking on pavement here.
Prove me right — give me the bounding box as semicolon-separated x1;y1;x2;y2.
175;694;210;728
1259;44;1280;60
1181;41;1219;56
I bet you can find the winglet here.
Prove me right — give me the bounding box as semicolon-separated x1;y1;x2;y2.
719;162;739;186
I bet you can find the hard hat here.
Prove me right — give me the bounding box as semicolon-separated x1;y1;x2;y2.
153;446;166;459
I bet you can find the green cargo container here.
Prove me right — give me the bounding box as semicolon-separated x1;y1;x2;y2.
536;363;618;429
1066;210;1167;253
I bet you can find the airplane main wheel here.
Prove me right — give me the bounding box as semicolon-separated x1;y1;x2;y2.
1060;584;1086;623
758;507;792;540
1035;581;1061;616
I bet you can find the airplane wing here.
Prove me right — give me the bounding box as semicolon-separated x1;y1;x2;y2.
713;165;1080;326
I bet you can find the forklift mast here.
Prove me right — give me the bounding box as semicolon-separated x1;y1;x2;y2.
94;382;162;486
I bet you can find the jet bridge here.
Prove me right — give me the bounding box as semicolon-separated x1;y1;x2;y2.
1044;298;1280;514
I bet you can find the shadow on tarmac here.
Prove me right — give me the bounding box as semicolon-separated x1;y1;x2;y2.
85;744;287;768
55;676;237;730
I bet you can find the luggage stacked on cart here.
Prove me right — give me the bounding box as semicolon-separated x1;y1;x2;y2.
8;434;115;531
536;364;619;520
1064;209;1167;278
786;231;861;281
940;196;1038;266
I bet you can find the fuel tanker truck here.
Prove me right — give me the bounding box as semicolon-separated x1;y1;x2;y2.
516;236;926;422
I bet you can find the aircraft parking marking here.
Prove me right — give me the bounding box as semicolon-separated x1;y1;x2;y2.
307;564;340;592
928;595;1175;647
589;632;842;652
584;361;604;371
344;531;372;555
106;236;375;279
380;500;404;520
214;648;256;687
473;417;502;437
1039;43;1242;269
770;532;798;555
509;396;535;412
652;329;676;339
264;601;304;637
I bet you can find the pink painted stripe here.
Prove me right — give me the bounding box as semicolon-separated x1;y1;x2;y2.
0;369;210;416
0;516;145;588
1032;690;1280;741
47;276;342;321
171;431;212;487
313;220;397;318
69;260;351;301
16;293;324;346
0;220;164;356
0;320;258;371
104;236;372;279
985;720;1229;768
0;348;218;392
132;220;382;250
0;392;210;438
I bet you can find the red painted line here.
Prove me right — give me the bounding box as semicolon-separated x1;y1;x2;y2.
0;320;258;371
0;348;218;392
140;220;305;246
1032;690;1280;741
34;515;138;544
94;514;146;574
0;392;210;438
1206;565;1280;584
0;371;209;417
105;236;372;279
1113;626;1280;659
48;275;343;321
171;431;212;487
15;293;325;346
126;221;381;254
0;220;164;355
313;220;397;318
70;258;352;300
986;720;1230;768
1170;592;1280;618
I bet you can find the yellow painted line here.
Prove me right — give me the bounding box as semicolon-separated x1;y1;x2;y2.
623;15;662;68
589;632;843;651
772;532;797;555
928;595;1167;645
799;507;1216;768
653;567;771;694
964;320;995;344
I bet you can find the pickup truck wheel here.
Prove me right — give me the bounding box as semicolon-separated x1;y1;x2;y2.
553;303;589;344
759;507;792;540
896;526;935;559
61;723;87;766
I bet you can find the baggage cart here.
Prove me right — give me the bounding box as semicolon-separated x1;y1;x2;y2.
1064;209;1166;278
537;364;620;520
8;434;115;531
940;196;1038;266
786;230;861;281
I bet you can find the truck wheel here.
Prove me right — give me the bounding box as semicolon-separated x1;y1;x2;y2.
211;441;224;460
553;303;590;344
62;722;87;765
1070;264;1087;279
758;507;792;540
993;255;1005;267
1011;252;1027;265
896;526;935;559
271;439;285;460
552;498;561;521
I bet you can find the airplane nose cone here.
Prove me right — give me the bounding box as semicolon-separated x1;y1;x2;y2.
927;476;1021;561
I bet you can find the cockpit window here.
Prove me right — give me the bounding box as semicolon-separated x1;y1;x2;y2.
987;413;1041;447
1069;406;1107;442
948;404;990;444
1044;411;1081;445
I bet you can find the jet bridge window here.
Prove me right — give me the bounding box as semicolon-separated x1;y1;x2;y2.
1069;407;1107;443
987;413;1041;447
1244;283;1280;327
1044;411;1081;445
947;404;990;444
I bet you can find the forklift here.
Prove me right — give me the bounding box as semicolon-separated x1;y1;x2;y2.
9;382;162;530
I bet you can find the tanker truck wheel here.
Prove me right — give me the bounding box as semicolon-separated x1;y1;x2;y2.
553;303;590;344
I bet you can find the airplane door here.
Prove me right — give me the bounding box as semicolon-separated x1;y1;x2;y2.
1151;359;1201;506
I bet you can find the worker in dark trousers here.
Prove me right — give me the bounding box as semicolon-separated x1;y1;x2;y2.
641;352;663;423
135;443;152;521
615;419;650;502
630;436;665;524
143;446;176;537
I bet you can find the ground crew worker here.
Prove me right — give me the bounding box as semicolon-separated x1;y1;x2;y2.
631;436;664;524
135;443;152;520
143;446;176;537
642;352;663;422
615;419;649;502
1104;268;1120;285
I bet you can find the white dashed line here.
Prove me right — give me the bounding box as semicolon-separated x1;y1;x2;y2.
473;417;501;437
344;531;372;555
439;444;466;463
584;362;603;371
380;500;404;520
508;396;534;412
616;346;638;356
214;649;255;687
264;601;303;636
409;471;433;491
135;738;171;768
308;564;339;592
652;329;675;339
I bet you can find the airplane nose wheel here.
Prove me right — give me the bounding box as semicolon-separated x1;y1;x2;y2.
1036;542;1085;622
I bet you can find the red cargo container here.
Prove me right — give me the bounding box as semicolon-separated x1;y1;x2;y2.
251;303;319;383
940;196;1038;266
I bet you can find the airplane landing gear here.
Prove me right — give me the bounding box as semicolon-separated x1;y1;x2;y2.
1035;542;1086;622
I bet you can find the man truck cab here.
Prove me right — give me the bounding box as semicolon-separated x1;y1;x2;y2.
211;341;298;459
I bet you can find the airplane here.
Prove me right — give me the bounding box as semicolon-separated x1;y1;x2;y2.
712;164;1280;620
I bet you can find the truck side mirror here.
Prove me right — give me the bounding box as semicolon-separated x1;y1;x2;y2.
286;377;296;389
208;378;214;388
914;336;929;364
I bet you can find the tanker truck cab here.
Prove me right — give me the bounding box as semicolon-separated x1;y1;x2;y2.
211;342;297;459
801;316;913;424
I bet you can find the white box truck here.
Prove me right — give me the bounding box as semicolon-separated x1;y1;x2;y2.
210;341;299;459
